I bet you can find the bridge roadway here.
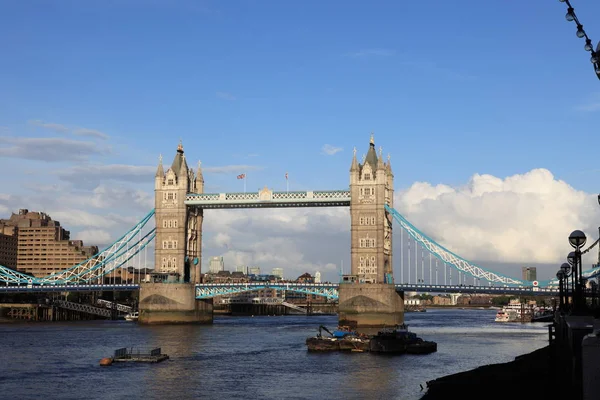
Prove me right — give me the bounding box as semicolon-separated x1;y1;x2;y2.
0;282;559;297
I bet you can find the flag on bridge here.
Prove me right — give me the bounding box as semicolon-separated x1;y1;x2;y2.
285;172;288;180
237;173;246;179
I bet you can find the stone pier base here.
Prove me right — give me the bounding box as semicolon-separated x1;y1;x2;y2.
138;283;213;324
338;283;404;334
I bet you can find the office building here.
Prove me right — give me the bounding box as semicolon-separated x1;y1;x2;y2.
209;256;225;274
314;271;321;283
0;209;98;277
249;267;260;275
522;267;537;282
272;267;283;279
236;265;248;275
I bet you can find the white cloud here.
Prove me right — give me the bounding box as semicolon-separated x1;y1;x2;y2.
322;144;343;155
0;137;108;162
29;120;70;133
76;229;113;246
395;168;597;266
73;128;110;140
29;119;110;139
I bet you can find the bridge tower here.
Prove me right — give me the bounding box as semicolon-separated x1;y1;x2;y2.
138;141;213;324
338;134;403;333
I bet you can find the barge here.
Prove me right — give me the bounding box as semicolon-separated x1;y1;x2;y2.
306;324;437;355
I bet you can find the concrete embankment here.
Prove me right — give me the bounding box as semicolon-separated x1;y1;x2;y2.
421;345;570;400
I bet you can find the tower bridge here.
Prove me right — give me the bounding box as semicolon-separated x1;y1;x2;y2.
2;135;598;326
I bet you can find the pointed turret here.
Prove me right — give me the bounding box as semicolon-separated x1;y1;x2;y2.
364;132;378;169
386;154;393;176
170;140;185;177
155;154;164;177
350;147;359;172
377;145;385;170
195;160;204;193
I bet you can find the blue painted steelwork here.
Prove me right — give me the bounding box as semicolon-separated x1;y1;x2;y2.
386;205;527;286
195;282;339;299
394;283;559;296
0;210;155;285
0;284;140;293
194;282;556;299
185;190;350;208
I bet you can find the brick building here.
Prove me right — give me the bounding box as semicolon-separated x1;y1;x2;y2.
0;209;99;277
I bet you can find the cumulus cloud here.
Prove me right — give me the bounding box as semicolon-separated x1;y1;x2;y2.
322;144;343;155
0;137;108;162
395;168;598;266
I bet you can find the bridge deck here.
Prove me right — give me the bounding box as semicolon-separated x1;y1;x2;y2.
185;190;350;208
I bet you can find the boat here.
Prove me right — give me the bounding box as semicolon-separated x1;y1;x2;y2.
305;325;369;352
124;311;139;321
494;300;553;323
306;324;436;355
369;324;420;354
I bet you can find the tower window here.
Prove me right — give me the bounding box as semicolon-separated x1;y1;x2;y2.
167;179;174;185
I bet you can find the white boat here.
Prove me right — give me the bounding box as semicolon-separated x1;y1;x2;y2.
124;311;139;321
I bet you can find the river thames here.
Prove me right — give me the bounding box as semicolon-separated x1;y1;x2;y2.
0;308;548;400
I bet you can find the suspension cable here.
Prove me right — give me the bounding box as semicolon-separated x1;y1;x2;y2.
559;0;600;80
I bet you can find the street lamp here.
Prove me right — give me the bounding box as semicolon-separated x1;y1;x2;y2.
569;230;587;312
557;269;566;310
561;262;572;310
558;0;600;80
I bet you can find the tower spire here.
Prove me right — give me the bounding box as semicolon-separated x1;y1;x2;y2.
155;153;164;177
350;147;359;171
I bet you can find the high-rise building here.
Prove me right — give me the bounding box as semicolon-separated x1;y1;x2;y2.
0;209;98;277
522;267;537;282
236;265;248;275
272;267;283;279
314;271;321;283
249;267;260;276
209;256;225;274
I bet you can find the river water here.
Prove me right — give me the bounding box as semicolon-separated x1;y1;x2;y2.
0;308;548;400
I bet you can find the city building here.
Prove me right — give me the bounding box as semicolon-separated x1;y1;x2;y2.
249;266;260;275
0;226;18;269
522;267;537;282
209;256;225;274
236;265;248;275
272;267;283;279
314;271;321;283
0;209;99;277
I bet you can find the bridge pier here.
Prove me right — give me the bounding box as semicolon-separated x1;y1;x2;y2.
338;283;404;334
138;283;212;324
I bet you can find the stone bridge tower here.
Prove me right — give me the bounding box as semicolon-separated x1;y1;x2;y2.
154;141;204;284
338;134;403;333
349;133;394;283
139;141;212;325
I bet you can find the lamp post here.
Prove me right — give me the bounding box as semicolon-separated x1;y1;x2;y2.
569;230;587;312
558;0;600;80
561;262;572;310
557;269;566;311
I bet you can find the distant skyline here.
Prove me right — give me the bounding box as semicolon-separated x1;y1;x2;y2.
2;1;600;282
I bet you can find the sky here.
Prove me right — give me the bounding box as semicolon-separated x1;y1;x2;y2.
1;0;600;283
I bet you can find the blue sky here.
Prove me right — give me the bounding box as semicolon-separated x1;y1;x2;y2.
1;0;600;281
